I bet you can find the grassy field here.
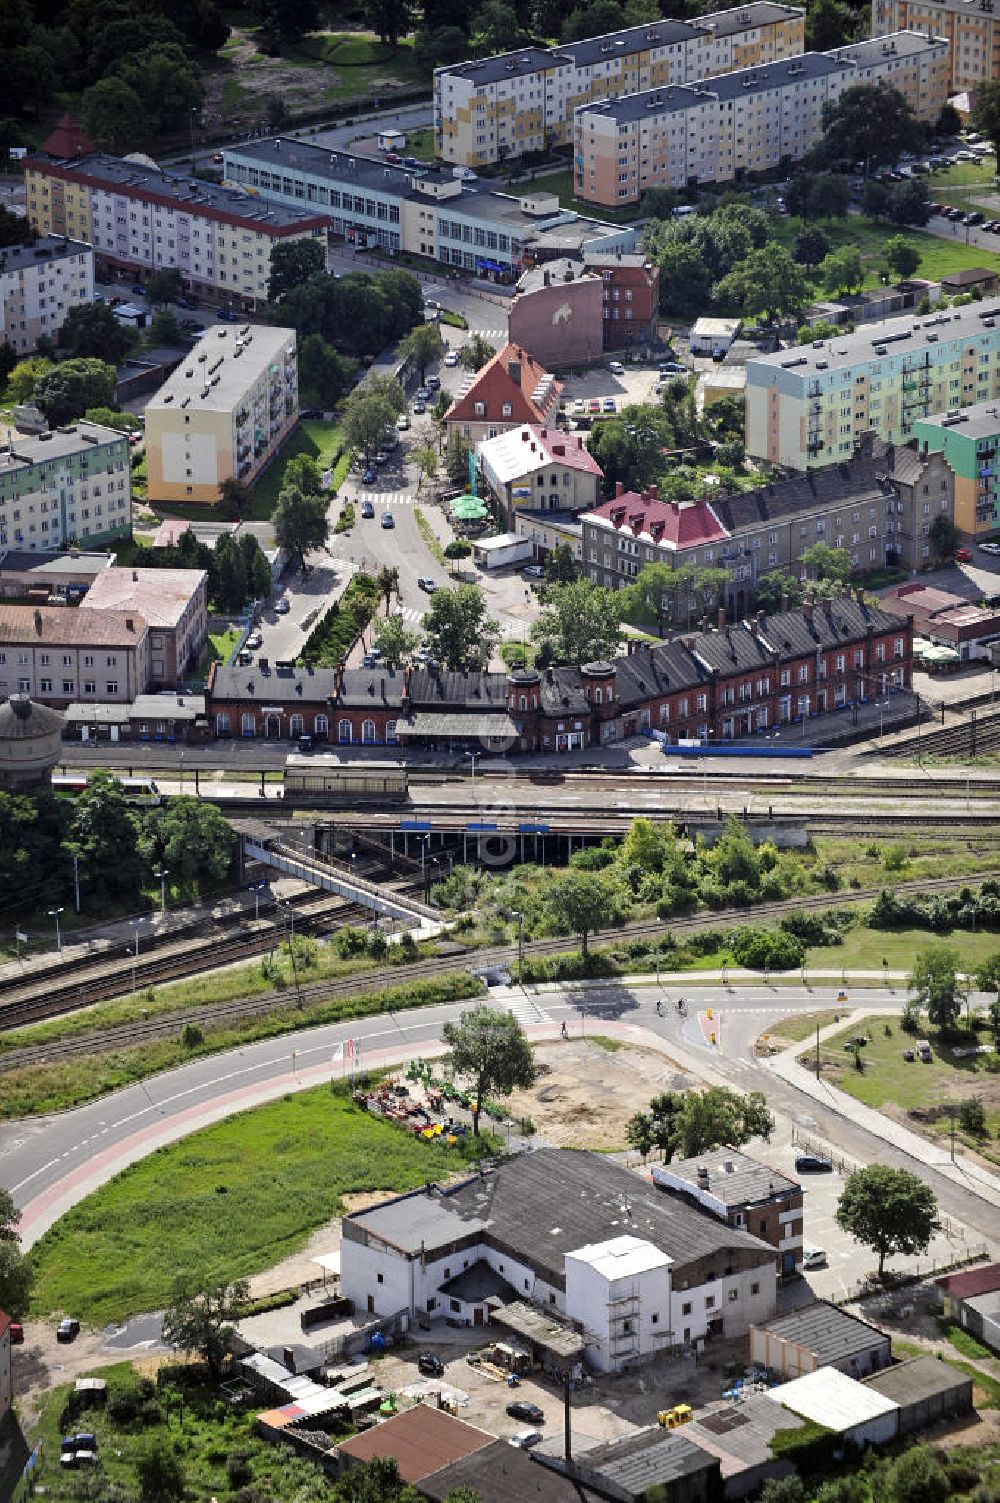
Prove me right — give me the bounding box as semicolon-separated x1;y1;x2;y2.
249;418;344;518
512;166;642;224
770;213;996;291
290;32;425;104
29;1084;491;1324
765;1009;842;1044
204;624;242;669
804;924;1000;974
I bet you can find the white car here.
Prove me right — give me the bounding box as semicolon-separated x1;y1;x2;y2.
509;1429;543;1450
802;1245;827;1269
608;360;625;375
980;541;1000;555
572;398;586;415
444;350;459;367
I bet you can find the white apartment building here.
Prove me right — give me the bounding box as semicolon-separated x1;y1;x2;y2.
0;236;94;355
144;324;297;504
873;0;1000;91
434;2;806;166
746;297;1000;470
574;32;948;206
0;421;131;552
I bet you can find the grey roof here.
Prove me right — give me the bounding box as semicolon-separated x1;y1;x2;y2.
409;668;509;707
915;399;1000;443
753;1302;889;1365
27;150;326;231
579;51;849;124
438;1261;515;1304
0;234;90;275
517;258;591;294
865;1356;974;1407
827;29;946;63
227;135;434;197
576;1428;719;1490
0;421;128;475
700;0;803;33
348;1149;776;1286
685;1393;807;1474
691;623;775;676
130;693;205;721
663;1150;799;1207
540;667;591;717
422;1441;582;1503
395;711;519;738
713;443;900;533
0;550;110;579
939;266;997;287
758;594;908;658
564;16;702;66
0;694;64;739
490;1300;586;1359
749;297;1000;378
61;703;131;724
582;251;653;270
211;663;406;708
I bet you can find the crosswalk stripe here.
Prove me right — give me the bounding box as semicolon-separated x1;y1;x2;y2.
358;492;414;505
505;995;552;1025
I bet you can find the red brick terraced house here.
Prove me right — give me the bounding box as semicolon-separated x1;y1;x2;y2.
445;343;563;445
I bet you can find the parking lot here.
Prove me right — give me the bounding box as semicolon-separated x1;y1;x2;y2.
559;361;666;420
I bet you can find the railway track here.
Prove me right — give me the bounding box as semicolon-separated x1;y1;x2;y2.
2;868;994;1069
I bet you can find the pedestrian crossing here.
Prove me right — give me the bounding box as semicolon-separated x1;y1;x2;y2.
472;327;507;343
396;605;426;626
357;491;415;507
505;993;553;1026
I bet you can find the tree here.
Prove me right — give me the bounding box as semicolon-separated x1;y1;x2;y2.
806;0;856;49
820;246;864;296
219;476;253;521
626;562;676;636
58;301;136;362
649;237;714;319
755;569;805;613
887;178;932;228
801;541;851;584
342;390;400;463
333;1456;428;1503
151;798;236;888
162;1275;250;1381
972;80;1000;161
0;1240;32;1318
273;484;329;572
283;452;324;496
373;614;420;667
563;0;625;39
835;1164;940;1276
377;564;400;614
673;1086;773;1160
268;238;326;304
815;83;917;172
641;185;679;219
412;443;439;491
401;322;444;383
546;543;578;584
149;309;184;347
908;945;965;1033
889;1446;950;1503
299;334;357;407
459;332;497;371
366;0;413;45
114;43;203;139
33;358;117;427
793;227;831;270
423;585;500;671
70;771;144;899
714;245;809;325
444;538;472;574
81;75;143;151
544;868;622;958
8;354;53;403
441;1005;535;1135
884;236;921;281
144;267;183;308
929;513;958;563
473;0;520;50
532;580;622;665
413;24;468;72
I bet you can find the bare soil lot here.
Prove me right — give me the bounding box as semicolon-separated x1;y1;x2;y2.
506;1038;691;1150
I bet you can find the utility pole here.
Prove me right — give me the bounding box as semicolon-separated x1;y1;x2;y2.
48;906;64;953
816;1018;821;1079
154;868;169;915
71;851;81;914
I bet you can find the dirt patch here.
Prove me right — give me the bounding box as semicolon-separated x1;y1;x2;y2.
507;1039;691;1150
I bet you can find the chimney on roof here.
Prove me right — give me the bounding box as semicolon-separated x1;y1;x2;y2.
780;593;789;613
132;570;138;582
543;269;550;286
521;429;529;441
34;608;42;636
648;483;658;501
508;360;522;387
803;600;814;623
334;663;344;698
855;585;865;605
615;481;624;497
576;436;582;449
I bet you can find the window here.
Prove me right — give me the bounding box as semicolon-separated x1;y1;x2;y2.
106;681;118;695
751;1281;760;1295
681;1301;692;1315
377;1273;384;1284
705;1296;715;1310
728;1289;739;1302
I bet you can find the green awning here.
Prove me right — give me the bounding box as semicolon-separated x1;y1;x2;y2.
451;495;488;520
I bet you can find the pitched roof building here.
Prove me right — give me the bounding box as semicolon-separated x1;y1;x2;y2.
0;605;150;706
477;424;604;523
83;567;209;686
445;343;562;443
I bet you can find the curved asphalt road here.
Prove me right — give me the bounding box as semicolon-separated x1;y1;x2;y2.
4;983;1000;1250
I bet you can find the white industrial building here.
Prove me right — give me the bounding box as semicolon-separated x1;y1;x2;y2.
341;1149;778;1373
764;1366;900;1448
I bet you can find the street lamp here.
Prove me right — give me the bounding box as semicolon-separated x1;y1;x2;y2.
48;906;64;953
189;108;198;176
154;868;169;915
511;909;524;986
248;880;267;921
128;917;145;992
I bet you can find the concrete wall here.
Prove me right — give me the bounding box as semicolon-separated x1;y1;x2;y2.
509;276;604;368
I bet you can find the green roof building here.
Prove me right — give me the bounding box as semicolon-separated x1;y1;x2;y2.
913;402;1000;541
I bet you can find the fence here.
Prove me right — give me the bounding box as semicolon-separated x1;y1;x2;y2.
319;1307;409;1363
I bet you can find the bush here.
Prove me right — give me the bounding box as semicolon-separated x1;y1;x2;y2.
179;1021;204;1048
569;846;617;870
730;926;804;971
960;1097;988;1136
226;1451;253;1489
106;1375;158;1428
300;573;379;666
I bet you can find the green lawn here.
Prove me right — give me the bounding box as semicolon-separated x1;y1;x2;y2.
804;924;1000;974
402;125;436;161
765;1009;842;1044
288;31;425;103
29;1084;492;1324
814;1009;997;1116
511;166;643;224
770;213;997;292
927;154;998;212
250;418;343;518
204;624;242;668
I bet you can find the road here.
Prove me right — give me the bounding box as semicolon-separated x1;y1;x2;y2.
6;983;1000;1254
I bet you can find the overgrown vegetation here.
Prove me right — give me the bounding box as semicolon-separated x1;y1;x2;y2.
300;572;380;666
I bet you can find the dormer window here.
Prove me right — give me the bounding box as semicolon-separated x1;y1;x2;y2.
502;402;512;417
474;401;485;416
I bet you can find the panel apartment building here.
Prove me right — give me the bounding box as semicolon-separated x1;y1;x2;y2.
0;421;131;552
144;324;297;505
873;0;999;91
745;298;1000;471
433;2;806;167
24;118;327;309
913;399;1000;538
573;32;948;206
0;235;94;355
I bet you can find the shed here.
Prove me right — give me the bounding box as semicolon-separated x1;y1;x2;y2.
536;1427;721;1503
939;267;998;296
378;128;406;152
683;1393;807;1500
422;1439;582;1503
334;1403;493;1483
750;1302;891;1379
689;317;741;356
937;1262;1000;1352
765;1367;899;1447
864;1356;974;1435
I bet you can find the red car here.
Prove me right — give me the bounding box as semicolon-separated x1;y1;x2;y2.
8;1322;23;1344
956;546;972;562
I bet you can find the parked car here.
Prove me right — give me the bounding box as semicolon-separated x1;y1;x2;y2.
659;361;686;374
413;400;426;414
956;546;973;562
56;1317;80;1342
426;374;441;390
9;1321;23;1344
572;398;586;415
362;467;376;485
507;1401;544;1424
374;451;388;465
522;564;546;579
416;387;431;401
608;360;625;375
417;1352;444;1376
130;282;146;296
246;631;263;650
418;576;437;592
381;512;395;528
274;597;290;614
361;500;375;519
444;351;459;367
795;1154;833;1173
979;541;1000;554
509;1429;543;1450
397;413;410;429
602;397;616;412
588;398;601;413
802;1245;827;1269
216;307;239;322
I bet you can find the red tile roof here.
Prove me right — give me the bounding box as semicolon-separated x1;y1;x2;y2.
938;1262;1000;1300
584;487;729;551
336;1404;494;1483
40;114;96;158
446;343;562;428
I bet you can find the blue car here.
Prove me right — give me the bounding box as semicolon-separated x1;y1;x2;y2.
216;307;239;323
362;467;376;485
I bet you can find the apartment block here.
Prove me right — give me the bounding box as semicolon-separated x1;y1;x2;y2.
574;32;947;206
24;119;327;309
433;2;806;167
746;298;1000;470
82;567;209;686
913;400;1000;538
0;235;94;355
582;435;954;607
873;0;999;91
222;138;637;284
0;605;150;707
144;324;297;505
0;421;131;552
584;251;660;350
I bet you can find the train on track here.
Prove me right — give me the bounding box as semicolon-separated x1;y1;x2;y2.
283;755;408;804
52;773;163;806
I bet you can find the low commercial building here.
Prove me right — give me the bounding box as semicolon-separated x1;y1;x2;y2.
940;266;999;298
24;118;327;308
746;300;1000;472
690;318;741;357
144;324;298;505
0;234;94;355
574;33;947;206
651;1151;803;1275
422;1439;582;1503
864;1355;974;1433
81;567;209;686
508;260;605;367
0;422;132;552
887;581;1000;658
0;549;112;601
683;1394;809;1499
873;0;1000;93
749;1302;891;1379
806;278;939;330
445;343;562;444
536;1429;722;1503
341;1148;778;1369
62;692;208;745
0;605;149;706
763;1366;899;1448
0;694;65;791
938;1262;1000;1352
512;507;585;567
477;424;604;524
434;3;807;167
913;399;1000;539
